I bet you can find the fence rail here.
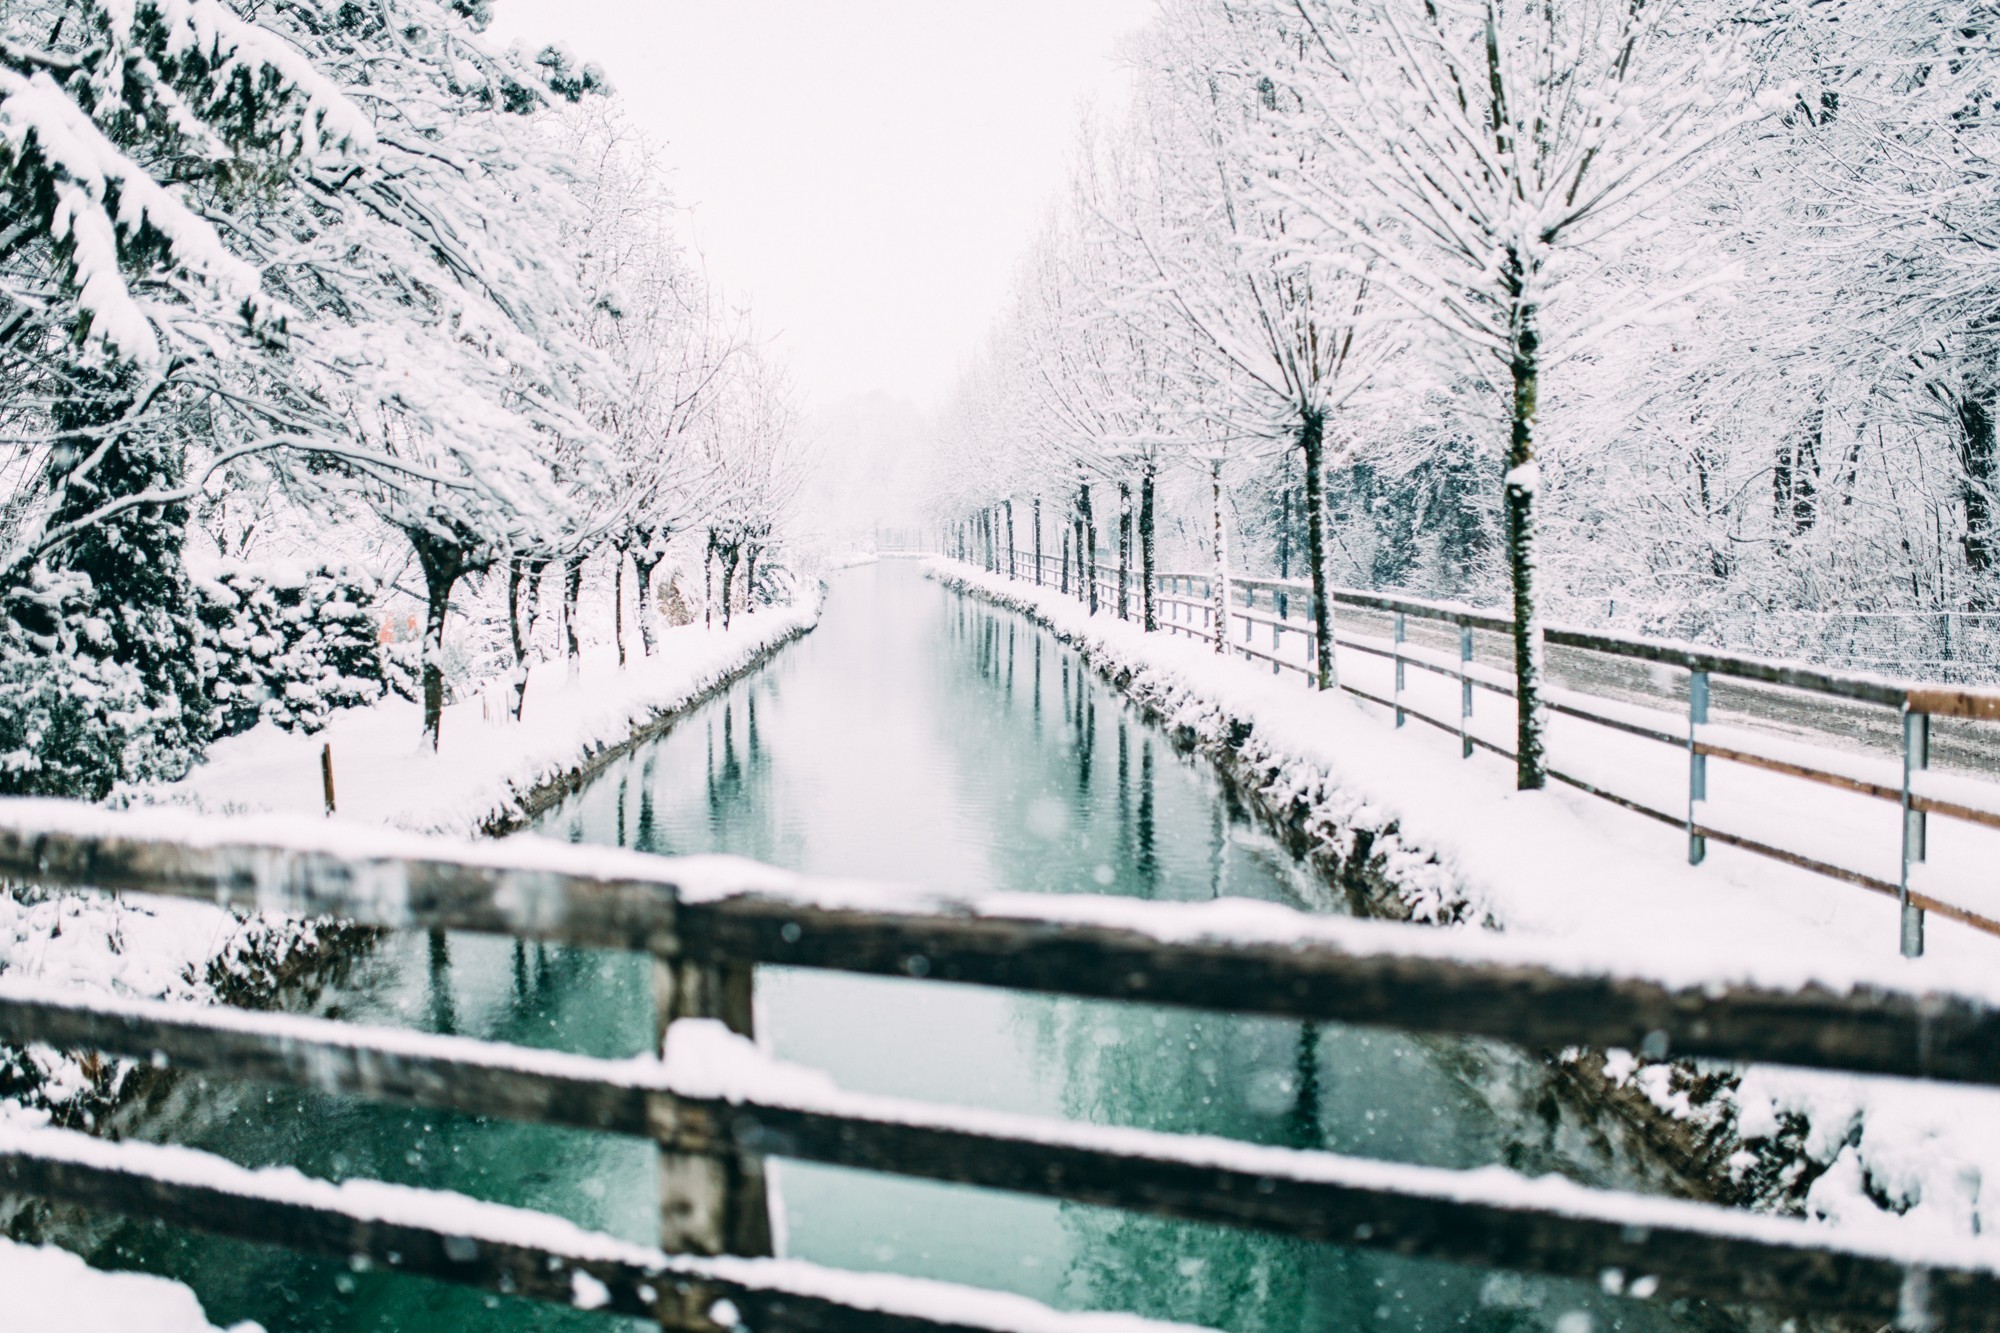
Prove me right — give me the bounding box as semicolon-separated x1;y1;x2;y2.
3;805;2000;1329
957;545;2000;957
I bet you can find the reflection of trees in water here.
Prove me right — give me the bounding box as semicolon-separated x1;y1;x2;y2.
52;927;655;1333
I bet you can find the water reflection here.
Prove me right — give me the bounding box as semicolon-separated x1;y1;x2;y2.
536;563;1713;1332
55;562;1728;1333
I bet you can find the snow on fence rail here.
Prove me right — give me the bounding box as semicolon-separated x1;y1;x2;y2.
3;804;2000;1327
991;544;2000;958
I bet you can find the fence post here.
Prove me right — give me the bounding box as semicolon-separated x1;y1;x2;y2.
1271;594;1282;677
1901;706;1929;958
653;956;771;1258
1687;671;1709;866
1459;625;1473;758
1394;613;1407;728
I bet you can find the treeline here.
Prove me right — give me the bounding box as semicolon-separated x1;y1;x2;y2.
930;0;1999;787
0;1;804;796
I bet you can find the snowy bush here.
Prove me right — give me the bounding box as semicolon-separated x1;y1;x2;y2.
192;563;391;738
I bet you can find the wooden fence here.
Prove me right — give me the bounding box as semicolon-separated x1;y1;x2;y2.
971;545;2000;960
0;804;1998;1329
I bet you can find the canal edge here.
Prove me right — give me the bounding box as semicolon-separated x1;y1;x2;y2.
928;563;1837;1230
477;602;824;838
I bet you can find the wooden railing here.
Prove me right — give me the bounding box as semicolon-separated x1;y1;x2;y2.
959;546;2000;959
1;803;1999;1329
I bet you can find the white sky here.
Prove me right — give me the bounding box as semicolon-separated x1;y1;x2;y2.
487;0;1154;416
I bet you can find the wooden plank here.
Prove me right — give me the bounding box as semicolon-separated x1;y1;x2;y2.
1543;626;1909;707
673;895;2000;1087
7;809;2000;1085
1913;791;2000;833
0;1132;1102;1333
1334;589;1513;634
1548;700;1680;746
1690;826;2000;938
1906;686;2000;721
0;814;683;954
5;1002;1999;1327
1142;570;1927;708
669;1103;2000;1328
1695;740;1902;804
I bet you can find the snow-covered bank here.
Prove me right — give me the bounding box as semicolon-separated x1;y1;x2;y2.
931;559;2000;1253
1;598;820;1324
139;597;820;835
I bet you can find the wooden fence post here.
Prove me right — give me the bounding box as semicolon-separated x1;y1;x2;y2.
653;956;771;1258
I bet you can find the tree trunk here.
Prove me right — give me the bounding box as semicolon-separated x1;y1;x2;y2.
1301;409;1335;690
1078;482;1098;614
1117;482;1132;620
1210;458;1231;657
507;554;531;721
1140;464;1157;632
410;532;470;752
562;552;584;677
613;548;627;667
1003;499;1015;579
1032;496;1043;586
743;545;759;614
704;534;715;629
1061;526;1071;594
721;547;739;630
524;561;546;656
1505;276;1548;790
634;553;664;655
1957;387;1996;582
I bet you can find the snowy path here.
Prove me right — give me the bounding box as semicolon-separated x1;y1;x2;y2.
934;559;2000;1252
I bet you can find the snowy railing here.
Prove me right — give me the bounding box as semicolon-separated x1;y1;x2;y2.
2;804;2000;1328
981;546;2000;959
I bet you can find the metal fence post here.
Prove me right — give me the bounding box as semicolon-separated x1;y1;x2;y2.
1687;670;1709;866
1271;594;1282;677
1459;625;1473;758
1394;613;1407;728
1901;706;1929;958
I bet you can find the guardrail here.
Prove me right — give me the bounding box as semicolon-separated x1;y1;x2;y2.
2;804;2000;1329
956;545;2000;959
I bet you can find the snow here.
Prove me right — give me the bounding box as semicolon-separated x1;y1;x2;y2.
0;600;818;1322
0;63;268;361
658;1019;2000;1277
1;1236;260;1333
143;597;820;835
932;558;2000;1258
0;1120;1208;1333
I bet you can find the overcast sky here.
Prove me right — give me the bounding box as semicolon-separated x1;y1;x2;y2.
488;0;1153;417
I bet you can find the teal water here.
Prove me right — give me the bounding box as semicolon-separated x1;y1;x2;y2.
77;562;1720;1332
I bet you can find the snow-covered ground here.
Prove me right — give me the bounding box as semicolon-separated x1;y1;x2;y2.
4;1235;258;1332
142;598;820;833
0;597;821;1325
932;558;2000;1255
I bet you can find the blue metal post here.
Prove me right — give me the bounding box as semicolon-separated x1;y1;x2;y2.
1459;625;1473;758
1901;707;1929;958
1394;613;1407;728
1688;671;1709;865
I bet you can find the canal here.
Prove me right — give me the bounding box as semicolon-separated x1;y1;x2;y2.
83;560;1720;1332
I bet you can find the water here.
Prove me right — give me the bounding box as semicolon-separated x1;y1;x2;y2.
75;562;1722;1331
